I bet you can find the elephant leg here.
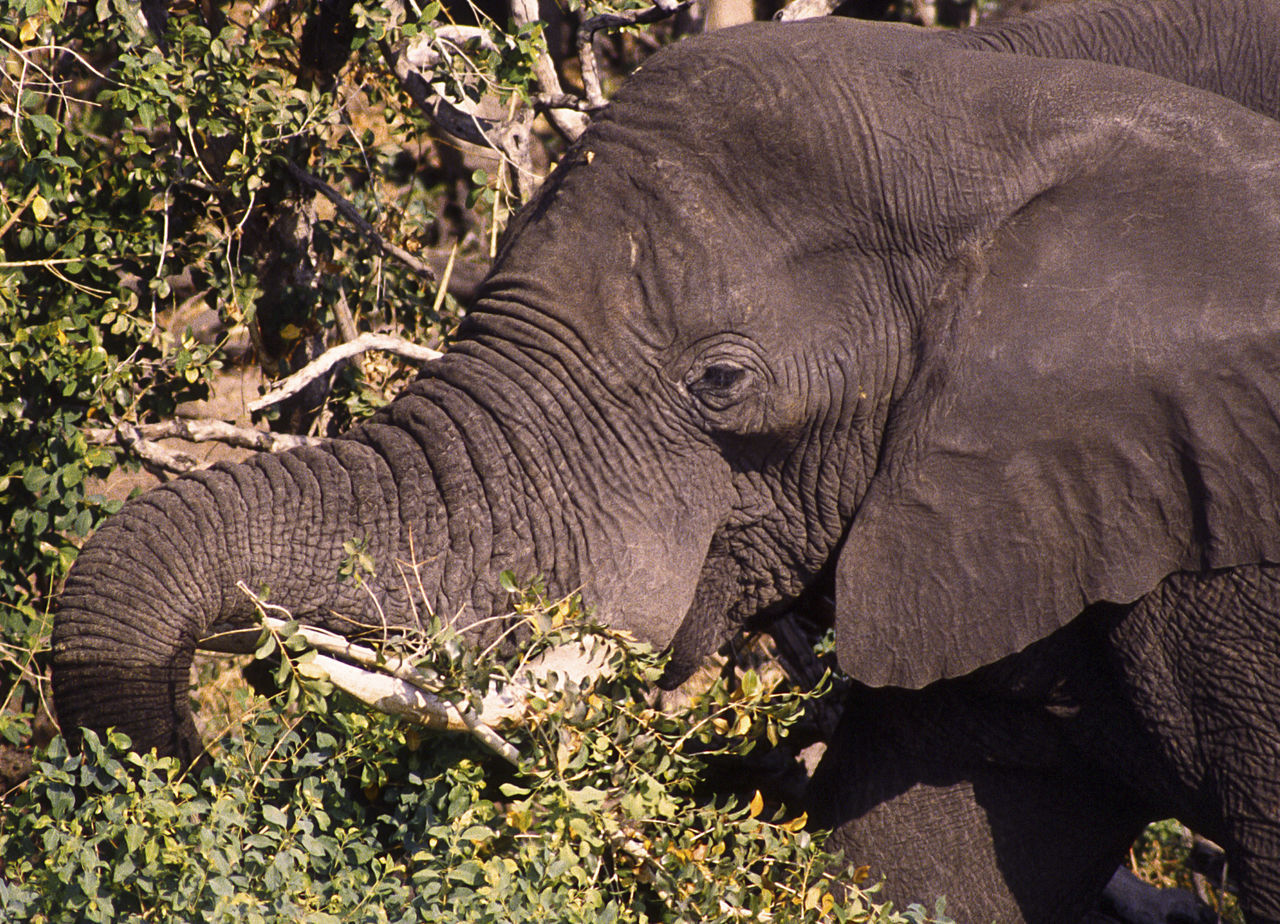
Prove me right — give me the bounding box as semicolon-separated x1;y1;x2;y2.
808;684;1148;923
1109;566;1280;923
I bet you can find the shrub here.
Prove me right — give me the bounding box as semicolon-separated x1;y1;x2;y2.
1;588;952;923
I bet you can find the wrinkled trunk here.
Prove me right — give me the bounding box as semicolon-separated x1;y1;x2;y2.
52;348;724;761
53;440;429;762
52;365;540;761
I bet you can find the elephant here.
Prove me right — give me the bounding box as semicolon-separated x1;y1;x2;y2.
51;4;1280;923
947;0;1280;126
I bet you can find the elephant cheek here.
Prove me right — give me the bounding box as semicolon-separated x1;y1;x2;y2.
582;527;716;650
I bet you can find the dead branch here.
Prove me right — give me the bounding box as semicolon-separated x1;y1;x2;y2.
283;161;435;282
109;423;203;474
84;419;321;453
243;610;617;765
382;33;504;150
239;593;521;763
249;332;442;413
509;0;590;140
774;0;841;21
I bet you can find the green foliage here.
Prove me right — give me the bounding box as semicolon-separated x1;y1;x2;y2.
1;592;950;923
0;0;491;746
0;0;518;610
1129;819;1241;923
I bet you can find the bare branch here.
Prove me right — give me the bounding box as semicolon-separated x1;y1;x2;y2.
238;606;618;767
240;594;521;763
509;0;590;140
249;332;443;413
109;424;203;474
382;35;503;150
283;161;436;282
774;0;840;21
309;652;520;763
84;419;321;453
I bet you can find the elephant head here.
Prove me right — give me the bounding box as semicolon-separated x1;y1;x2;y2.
53;14;1280;789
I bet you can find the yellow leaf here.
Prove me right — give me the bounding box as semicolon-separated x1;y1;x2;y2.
783;811;808;832
853;864;871;884
19;18;38;43
279;323;302;340
748;790;764;819
31;195;49;223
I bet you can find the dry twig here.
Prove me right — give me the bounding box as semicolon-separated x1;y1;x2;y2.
509;0;590;140
249;332;442;413
774;0;842;21
84;419;321;453
107;423;203;474
224;592;620;766
283;161;435;282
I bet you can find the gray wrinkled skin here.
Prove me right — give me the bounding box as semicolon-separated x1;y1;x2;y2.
53;2;1280;921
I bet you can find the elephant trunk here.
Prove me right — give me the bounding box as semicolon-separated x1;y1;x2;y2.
52;438;445;763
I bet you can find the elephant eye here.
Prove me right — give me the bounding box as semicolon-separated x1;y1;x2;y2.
698;364;745;391
686;361;752;409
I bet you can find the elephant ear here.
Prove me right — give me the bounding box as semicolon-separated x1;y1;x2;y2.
836;93;1280;689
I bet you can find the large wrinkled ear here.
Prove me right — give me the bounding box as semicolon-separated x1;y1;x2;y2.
836;89;1280;689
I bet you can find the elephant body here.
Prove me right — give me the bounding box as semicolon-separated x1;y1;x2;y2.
814;564;1280;920
53;2;1280;921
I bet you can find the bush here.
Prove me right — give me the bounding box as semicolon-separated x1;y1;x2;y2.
1;588;952;923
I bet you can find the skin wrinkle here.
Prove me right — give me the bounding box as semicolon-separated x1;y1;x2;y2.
387;381;502;620
371;395;483;621
325;440;402;621
953;0;1280;122
461;257;735;617
273;451;338;615
172;468;240;619
425;354;585;591
115;494;212;629
1111;569;1280;906
479;324;656;479
466;257;674;463
375;422;457;613
426;364;590;623
195;466;254;624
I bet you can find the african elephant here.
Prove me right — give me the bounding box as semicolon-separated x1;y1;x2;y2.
52;6;1280;924
945;0;1280;122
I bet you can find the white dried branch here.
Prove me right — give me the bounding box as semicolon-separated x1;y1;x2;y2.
109;423;203;474
249;332;442;413
383;36;504;150
240;593;520;763
259;615;616;727
509;0;590;140
774;0;840;21
310;653;520;763
402;26;500;69
85;419;321;453
237;608;619;767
